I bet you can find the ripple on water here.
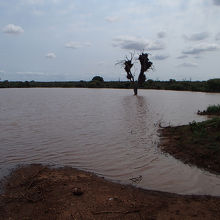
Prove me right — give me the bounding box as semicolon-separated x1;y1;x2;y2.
0;88;220;195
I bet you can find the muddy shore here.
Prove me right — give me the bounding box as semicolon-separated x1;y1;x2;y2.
1;118;220;219
0;164;220;220
160;118;220;175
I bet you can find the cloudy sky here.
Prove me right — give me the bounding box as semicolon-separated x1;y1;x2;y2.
0;0;220;81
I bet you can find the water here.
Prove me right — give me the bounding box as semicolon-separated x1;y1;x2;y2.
0;88;220;195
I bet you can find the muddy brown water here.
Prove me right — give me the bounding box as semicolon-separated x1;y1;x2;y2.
0;88;220;195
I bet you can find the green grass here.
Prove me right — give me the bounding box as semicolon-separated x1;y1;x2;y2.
206;104;220;114
161;117;220;173
198;104;220;115
189;118;220;133
188;118;220;151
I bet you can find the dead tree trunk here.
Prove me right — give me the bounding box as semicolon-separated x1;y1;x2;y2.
128;71;138;95
122;53;152;95
134;83;138;95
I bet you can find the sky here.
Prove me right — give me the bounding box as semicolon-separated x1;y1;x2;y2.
0;0;220;81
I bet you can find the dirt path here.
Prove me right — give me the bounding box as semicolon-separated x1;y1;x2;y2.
0;164;220;220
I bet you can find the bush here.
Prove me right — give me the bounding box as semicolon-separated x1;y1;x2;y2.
88;81;103;88
206;105;220;114
207;79;220;92
92;76;104;82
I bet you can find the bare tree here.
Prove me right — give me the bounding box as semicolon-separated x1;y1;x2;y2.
118;52;153;95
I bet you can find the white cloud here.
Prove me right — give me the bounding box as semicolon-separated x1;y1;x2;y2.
46;52;56;59
216;33;220;40
105;16;120;23
151;54;169;60
22;0;61;5
16;71;46;75
182;43;219;55
0;70;5;79
50;0;61;3
65;41;91;49
32;9;45;16
65;42;81;49
113;36;165;51
97;61;105;65
213;0;220;6
84;42;92;47
178;62;198;68
157;31;166;39
183;32;209;41
194;55;201;59
22;0;44;5
3;24;24;35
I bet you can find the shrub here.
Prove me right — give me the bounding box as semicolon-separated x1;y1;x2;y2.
207;78;220;92
206;105;220;114
92;76;104;82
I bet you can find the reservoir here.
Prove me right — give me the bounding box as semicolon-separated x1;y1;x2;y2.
0;88;220;195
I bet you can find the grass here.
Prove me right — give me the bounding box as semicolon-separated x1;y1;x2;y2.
198;104;220;115
189;118;220;148
189;117;220;131
161;117;220;174
206;104;220;114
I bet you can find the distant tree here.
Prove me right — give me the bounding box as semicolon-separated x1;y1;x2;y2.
3;80;9;88
118;52;153;95
169;79;176;83
92;76;104;82
24;81;30;87
207;78;220;92
147;79;154;84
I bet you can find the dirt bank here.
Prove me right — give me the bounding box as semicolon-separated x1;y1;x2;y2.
160;118;220;174
197;111;220;116
0;164;220;220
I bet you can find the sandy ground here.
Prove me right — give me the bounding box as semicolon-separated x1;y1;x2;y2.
0;164;220;220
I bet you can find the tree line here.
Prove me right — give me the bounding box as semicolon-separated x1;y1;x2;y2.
1;78;220;93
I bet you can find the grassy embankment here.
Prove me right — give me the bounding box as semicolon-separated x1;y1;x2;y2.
198;104;220;116
161;104;220;174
